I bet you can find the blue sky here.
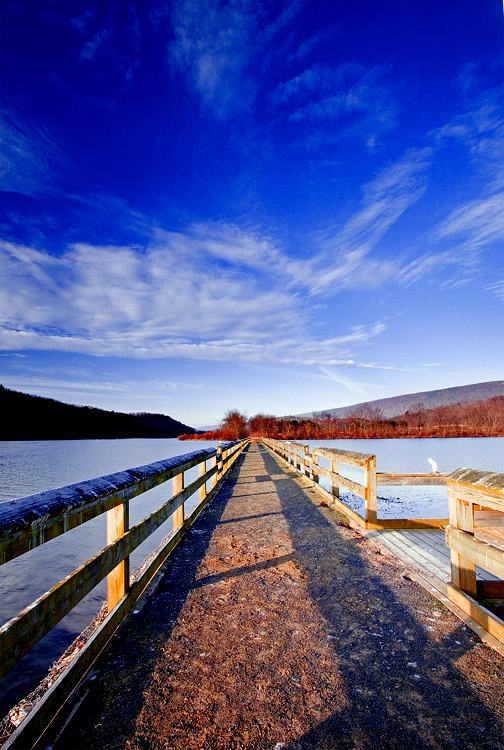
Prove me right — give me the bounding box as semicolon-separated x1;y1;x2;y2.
0;0;503;427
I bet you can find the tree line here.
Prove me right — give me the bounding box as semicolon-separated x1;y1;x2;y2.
179;396;504;441
0;386;197;440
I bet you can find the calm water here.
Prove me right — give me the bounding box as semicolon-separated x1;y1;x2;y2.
0;436;502;714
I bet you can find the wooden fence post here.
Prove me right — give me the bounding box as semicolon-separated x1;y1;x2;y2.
448;484;477;598
365;456;377;524
106;501;129;612
331;458;340;498
210;453;218;489
199;459;207;503
173;470;184;533
312;453;319;484
302;445;308;476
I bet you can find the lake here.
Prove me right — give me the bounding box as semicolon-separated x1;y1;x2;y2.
0;436;502;714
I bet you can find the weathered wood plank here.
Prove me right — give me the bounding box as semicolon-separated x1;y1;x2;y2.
377;473;448;486
370;517;448;530
446;526;504;580
365;456;377;524
448;468;504;493
446;583;504;644
448;483;476;596
330;458;339;498
106;501;130;612
313;446;374;467
172;472;184;533
0;448;218;565
475;510;504;527
376;530;450;580
315;465;366;499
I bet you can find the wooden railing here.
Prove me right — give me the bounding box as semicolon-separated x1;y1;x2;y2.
445;468;504;643
0;439;248;748
262;438;448;529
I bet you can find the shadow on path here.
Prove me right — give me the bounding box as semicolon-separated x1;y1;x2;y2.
258;446;504;750
48;444;503;750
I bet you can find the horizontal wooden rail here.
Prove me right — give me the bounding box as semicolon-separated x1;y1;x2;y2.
0;449;217;565
0;438;248;747
445;467;504;644
262;438;447;529
377;473;448;486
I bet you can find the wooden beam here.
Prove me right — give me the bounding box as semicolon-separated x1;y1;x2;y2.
447;484;477;597
315;465;366;499
330;458;339;498
365;456;377;525
172;472;184;533
377;473;448;486
369;518;448;530
0;448;217;565
446;583;504;645
446;525;504;581
106;502;129;613
313;447;374;468
475;510;504;527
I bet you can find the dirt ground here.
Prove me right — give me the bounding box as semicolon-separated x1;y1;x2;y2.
48;444;504;750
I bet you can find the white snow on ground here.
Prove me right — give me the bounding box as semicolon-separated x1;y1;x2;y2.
336;486;448;520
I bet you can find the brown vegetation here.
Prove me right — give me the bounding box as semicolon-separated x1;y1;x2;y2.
179;396;504;441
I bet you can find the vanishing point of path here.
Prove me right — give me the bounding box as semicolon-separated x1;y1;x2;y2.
51;443;504;750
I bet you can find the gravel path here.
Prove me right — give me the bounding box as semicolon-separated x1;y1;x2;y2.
50;443;504;750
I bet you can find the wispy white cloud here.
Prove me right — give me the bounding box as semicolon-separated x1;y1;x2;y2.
168;0;259;117
317;367;389;398
305;148;431;293
487;280;504;301
286;28;334;62
431;192;504;252
168;0;301;118
80;29;111;61
0;231;392;369
1;375;204;398
0;109;64;196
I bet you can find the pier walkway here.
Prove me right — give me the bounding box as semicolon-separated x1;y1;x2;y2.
47;444;504;749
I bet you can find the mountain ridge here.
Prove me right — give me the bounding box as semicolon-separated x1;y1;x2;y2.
290;381;504;420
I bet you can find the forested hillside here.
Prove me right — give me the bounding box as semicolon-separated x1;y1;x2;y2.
180;397;504;441
293;381;504;420
0;386;197;440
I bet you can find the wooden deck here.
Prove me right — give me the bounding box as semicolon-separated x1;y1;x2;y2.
365;527;504;656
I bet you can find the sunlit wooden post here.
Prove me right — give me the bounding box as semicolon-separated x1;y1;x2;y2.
217;445;223;481
331;458;340;498
210;452;218;489
312;453;319;484
302;445;309;476
364;456;377;524
447;483;477;598
173;469;184;533
199;458;207;504
107;501;129;612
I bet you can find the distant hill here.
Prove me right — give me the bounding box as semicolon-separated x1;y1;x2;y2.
292;380;504;420
0;386;198;440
